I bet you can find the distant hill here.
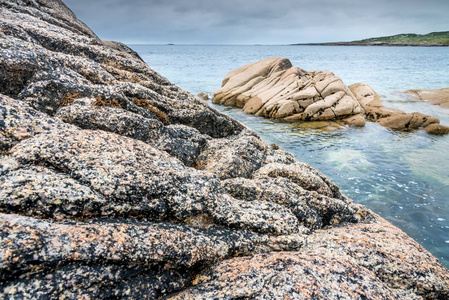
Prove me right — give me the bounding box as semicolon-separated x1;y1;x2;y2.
293;31;449;47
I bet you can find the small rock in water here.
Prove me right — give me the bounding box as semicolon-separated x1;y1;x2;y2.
198;92;210;100
424;123;449;135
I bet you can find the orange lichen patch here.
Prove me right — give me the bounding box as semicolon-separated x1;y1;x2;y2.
92;95;123;109
190;158;201;170
57;92;81;106
101;64;147;84
102;60;134;72
132;98;170;125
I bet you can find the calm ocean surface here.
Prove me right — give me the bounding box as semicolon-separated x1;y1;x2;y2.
131;45;449;267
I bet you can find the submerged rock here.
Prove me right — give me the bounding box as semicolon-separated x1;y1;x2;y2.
405;87;449;109
1;0;448;298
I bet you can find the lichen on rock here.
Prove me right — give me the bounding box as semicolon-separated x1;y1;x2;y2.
0;0;448;299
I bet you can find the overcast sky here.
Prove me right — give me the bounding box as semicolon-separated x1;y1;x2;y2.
64;0;448;45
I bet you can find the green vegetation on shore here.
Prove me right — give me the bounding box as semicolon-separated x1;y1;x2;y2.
294;31;449;46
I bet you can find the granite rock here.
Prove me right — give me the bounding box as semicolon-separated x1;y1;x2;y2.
212;60;448;134
197;92;209;100
169;217;449;299
406;87;449;109
213;57;364;121
0;94;75;151
349;83;449;134
0;213;297;299
1;0;448;298
424;123;449;135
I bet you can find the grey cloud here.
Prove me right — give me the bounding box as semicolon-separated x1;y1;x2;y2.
64;0;449;44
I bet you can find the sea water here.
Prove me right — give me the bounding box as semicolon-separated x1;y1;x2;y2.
132;45;449;267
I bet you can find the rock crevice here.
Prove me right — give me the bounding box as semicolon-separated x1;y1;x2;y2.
213;58;449;135
213;57;364;123
1;1;448;299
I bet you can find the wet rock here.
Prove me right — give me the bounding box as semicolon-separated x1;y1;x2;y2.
197;92;209;100
348;82;405;122
213;57;364;121
350;83;448;134
424;123;449;135
405;87;449;109
340;113;367;127
377;112;440;131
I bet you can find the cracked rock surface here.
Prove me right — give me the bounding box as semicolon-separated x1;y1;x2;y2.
212;57;364;122
212;57;449;135
350;83;449;134
1;0;449;299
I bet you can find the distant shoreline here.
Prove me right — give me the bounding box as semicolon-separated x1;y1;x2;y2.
291;43;449;47
292;31;449;47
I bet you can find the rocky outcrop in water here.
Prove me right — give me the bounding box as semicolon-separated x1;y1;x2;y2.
405;87;449;109
350;83;449;134
1;0;449;299
213;57;365;125
213;58;449;135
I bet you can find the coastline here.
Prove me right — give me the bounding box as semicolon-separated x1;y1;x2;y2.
1;0;449;298
133;43;449;268
291;42;449;47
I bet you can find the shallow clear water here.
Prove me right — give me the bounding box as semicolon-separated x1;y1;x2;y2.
132;45;449;267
